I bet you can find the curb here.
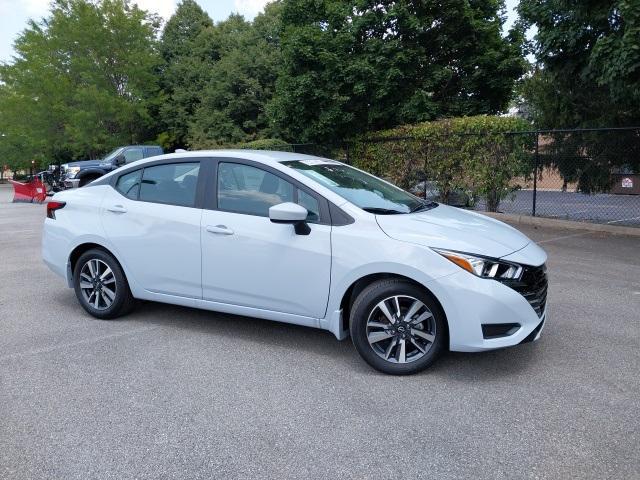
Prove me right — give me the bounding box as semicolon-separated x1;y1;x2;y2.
479;212;640;238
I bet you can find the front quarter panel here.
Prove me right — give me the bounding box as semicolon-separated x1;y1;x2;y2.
322;214;460;336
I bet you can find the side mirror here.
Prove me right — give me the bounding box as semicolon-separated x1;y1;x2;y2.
269;202;310;235
114;154;126;166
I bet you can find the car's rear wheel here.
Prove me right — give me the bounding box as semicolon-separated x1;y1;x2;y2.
350;279;446;375
73;248;135;319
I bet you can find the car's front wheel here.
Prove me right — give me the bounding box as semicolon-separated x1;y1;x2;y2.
73;248;135;319
350;279;446;375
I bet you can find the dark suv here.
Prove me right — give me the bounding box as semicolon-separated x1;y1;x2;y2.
62;145;163;188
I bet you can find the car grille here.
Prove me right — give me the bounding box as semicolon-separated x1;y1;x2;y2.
501;264;548;317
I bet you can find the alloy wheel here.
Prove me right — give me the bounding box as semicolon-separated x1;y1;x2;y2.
366;295;436;364
79;259;117;310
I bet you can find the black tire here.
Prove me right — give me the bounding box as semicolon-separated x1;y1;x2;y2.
73;248;135;319
350;279;446;375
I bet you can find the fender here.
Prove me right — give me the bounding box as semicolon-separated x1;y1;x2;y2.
65;234;142;296
320;261;456;340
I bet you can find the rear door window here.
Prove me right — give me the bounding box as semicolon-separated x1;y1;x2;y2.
138;162;200;207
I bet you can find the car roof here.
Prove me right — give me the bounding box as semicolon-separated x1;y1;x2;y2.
136;149;331;167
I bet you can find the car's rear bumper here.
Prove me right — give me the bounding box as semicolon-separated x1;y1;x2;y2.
42;218;71;285
428;268;547;352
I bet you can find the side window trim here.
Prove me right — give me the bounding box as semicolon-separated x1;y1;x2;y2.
206;158;331;225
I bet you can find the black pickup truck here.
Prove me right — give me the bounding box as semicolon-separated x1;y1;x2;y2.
61;145;163;188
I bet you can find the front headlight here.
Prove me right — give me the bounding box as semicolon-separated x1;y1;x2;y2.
66;166;80;178
432;248;523;280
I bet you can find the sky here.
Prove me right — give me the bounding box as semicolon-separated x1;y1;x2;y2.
0;0;522;63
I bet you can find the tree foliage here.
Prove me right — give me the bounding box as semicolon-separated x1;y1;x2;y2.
0;0;161;169
518;0;640;185
350;116;533;211
159;2;282;149
269;0;526;143
187;5;282;148
158;0;214;148
519;0;640;128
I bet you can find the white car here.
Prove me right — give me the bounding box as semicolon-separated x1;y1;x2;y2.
42;150;547;375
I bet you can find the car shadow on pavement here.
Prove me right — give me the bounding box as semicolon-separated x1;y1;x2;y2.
121;300;542;380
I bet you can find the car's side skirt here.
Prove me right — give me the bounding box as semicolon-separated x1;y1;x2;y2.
136;289;322;331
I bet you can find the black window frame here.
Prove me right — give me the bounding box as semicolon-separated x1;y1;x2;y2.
207;158;331;225
101;156;353;225
108;157;209;209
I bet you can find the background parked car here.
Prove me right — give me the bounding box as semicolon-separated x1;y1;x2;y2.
61;145;163;188
410;180;474;208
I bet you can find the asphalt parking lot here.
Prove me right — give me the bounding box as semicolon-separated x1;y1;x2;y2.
476;189;640;226
1;183;639;479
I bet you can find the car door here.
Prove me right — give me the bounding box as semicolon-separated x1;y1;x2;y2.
200;159;332;319
101;160;204;299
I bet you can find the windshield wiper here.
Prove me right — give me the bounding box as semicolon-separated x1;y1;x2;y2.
362;207;405;215
410;201;438;213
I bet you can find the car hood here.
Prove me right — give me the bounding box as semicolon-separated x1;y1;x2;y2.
65;159;104;168
375;204;531;259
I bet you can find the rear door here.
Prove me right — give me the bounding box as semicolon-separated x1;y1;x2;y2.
200;159;332;318
101;159;205;299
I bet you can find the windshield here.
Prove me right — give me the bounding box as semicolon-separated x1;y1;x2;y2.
102;147;124;162
282;160;432;214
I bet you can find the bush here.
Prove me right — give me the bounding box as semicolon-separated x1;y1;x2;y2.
350;116;534;211
234;138;293;151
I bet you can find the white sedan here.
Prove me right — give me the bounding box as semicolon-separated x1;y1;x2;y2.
42;150;547;374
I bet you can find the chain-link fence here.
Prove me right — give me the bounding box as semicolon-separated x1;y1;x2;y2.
285;127;640;227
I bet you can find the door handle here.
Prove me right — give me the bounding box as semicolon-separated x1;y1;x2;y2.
107;205;127;213
206;225;234;235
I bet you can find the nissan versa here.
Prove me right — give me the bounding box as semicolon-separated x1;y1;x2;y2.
42;150;548;375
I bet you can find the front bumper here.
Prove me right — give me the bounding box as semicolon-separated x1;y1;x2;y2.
429;267;547;352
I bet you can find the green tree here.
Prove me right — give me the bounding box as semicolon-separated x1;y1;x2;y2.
270;0;526;143
519;0;640;188
187;4;283;148
0;0;162;165
158;0;214;148
519;0;640;128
